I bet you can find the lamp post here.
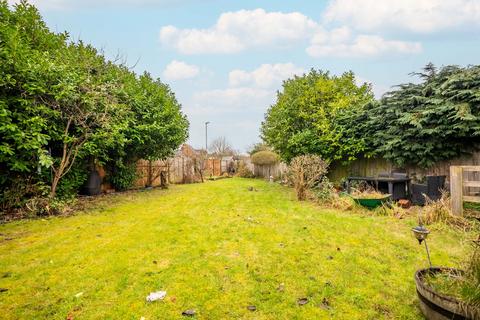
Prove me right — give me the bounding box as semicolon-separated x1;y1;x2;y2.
205;121;210;152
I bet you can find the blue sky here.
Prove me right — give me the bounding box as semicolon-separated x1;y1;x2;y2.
12;0;480;151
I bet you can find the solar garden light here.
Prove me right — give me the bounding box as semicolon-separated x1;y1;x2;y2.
412;225;432;268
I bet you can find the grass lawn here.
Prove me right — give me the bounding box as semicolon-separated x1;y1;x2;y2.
0;178;471;319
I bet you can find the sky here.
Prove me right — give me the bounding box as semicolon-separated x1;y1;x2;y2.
9;0;480;152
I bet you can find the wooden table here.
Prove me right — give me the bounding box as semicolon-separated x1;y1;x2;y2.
346;176;411;200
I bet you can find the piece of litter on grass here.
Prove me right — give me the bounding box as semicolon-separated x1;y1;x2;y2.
297;297;309;306
182;309;196;316
74;292;83;298
146;291;166;302
247;305;256;311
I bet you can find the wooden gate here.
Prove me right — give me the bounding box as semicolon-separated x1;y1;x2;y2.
450;166;480;215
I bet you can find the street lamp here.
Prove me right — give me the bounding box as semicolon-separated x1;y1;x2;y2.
205;121;210;152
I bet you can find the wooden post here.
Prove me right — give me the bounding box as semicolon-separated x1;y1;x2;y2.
450;166;463;216
147;160;152;187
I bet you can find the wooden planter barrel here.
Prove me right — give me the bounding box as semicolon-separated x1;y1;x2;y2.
415;267;480;320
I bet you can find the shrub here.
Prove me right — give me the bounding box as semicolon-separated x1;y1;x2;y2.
0;177;48;212
251;151;280;166
109;162;138;191
24;196;74;217
288;155;328;200
312;177;353;210
236;162;254;178
56;164;88;199
0;2;188;207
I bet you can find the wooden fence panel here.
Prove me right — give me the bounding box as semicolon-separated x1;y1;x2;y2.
254;163;288;179
329;151;480;183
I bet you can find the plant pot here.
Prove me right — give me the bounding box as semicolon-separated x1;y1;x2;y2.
352;195;391;209
415;267;480;320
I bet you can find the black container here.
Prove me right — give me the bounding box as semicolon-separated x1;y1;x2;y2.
82;170;102;196
412;175;446;205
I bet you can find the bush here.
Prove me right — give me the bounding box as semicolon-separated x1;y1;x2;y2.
0;177;48;212
251;151;280;166
24;196;74;217
236;162;254;178
0;2;188;207
288;155;328;200
56;164;88;199
109;162;138;191
312;177;353;210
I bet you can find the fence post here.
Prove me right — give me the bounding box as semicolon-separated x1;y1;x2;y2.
450;166;463;216
147;160;152;187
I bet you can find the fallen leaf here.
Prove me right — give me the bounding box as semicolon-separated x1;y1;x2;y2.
297;297;308;306
318;297;331;310
182;309;196;316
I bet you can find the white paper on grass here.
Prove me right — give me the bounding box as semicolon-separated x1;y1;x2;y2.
146;291;167;302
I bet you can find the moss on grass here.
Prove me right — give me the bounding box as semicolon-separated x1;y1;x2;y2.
0;178;472;319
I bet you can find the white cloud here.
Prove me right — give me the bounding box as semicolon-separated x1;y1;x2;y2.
229;63;304;88
159;8;318;54
307;28;422;58
160;8;423;58
323;0;480;33
190;87;273;114
162;60;199;81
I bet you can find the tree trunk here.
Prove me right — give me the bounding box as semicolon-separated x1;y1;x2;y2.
50;174;61;199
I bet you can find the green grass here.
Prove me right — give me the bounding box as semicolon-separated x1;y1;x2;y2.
0;178;471;319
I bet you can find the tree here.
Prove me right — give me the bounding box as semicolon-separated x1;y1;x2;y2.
361;64;480;167
261;69;374;163
209;137;234;157
288;155;329;200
